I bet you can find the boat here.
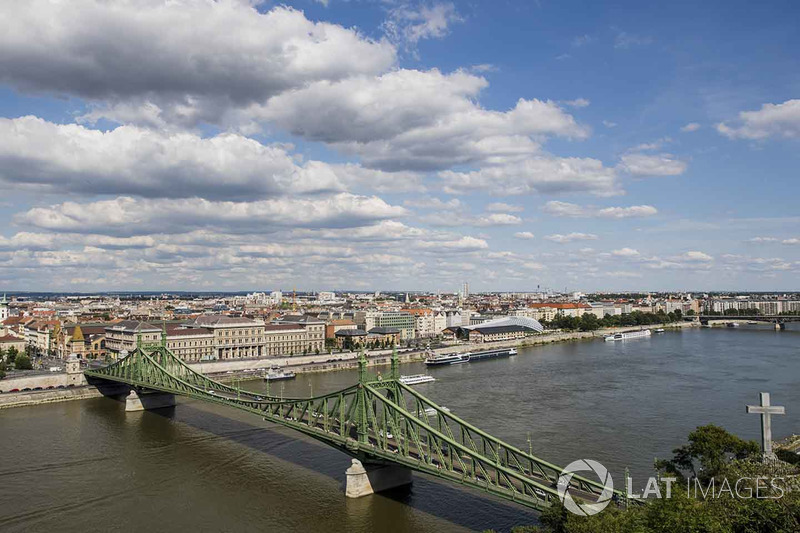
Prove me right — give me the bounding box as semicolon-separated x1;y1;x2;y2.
264;367;296;381
468;347;518;362
425;351;470;366
399;374;436;385
655;328;665;333
604;329;652;341
726;322;740;328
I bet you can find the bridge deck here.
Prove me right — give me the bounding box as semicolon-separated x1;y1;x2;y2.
85;340;635;512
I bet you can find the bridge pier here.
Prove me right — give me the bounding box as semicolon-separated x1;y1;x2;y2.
125;389;177;412
775;322;785;331
345;459;412;498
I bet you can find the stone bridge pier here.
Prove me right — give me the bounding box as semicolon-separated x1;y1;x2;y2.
345;458;412;498
125;389;177;412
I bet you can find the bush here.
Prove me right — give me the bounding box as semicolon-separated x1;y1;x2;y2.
14;354;33;370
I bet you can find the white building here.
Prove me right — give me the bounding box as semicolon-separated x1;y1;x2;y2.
0;294;8;323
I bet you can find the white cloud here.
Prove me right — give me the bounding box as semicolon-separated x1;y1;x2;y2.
485;202;524;213
420;211;522;227
542;201;657;218
0;3;395;129
441;156;620;196
383;2;462;50
16;194;407;237
618;153;687;177
544;232;598;244
0;116;343;199
783;238;800;245
611;247;640;257
564;98;590;108
404;197;462;210
417;235;488;251
678;251;714;262
717;99;800;140
681;122;701;132
514;231;535;240
602;120;618;128
258;69;588;171
747;237;780;243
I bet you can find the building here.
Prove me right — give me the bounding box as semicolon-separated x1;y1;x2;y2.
367;326;401;346
0;294;8;323
0;333;25;354
182;315;264;359
460;316;544;343
263;323;319;356
56;323;108;360
325;319;357;339
23;319;59;355
335;328;368;349
275;315;325;353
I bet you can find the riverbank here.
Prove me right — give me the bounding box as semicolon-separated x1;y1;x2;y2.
0;322;695;409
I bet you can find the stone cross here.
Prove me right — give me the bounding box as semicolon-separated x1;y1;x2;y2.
746;392;785;457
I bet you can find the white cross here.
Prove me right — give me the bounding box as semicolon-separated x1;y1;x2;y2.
746;392;785;457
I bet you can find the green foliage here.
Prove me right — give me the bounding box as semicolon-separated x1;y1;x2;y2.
543;311;681;332
6;346;18;364
506;426;799;533
0;361;6;380
14;354;33;370
655;424;759;481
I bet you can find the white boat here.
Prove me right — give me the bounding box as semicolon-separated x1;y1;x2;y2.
604;329;652;341
399;374;436;385
469;347;517;361
425;351;470;366
264;366;296;381
655;328;665;333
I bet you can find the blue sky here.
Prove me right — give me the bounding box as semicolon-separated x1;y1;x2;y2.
0;0;798;292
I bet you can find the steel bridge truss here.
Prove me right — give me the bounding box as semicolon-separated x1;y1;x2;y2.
85;338;632;512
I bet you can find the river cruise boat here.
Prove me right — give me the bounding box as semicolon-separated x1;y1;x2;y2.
425;351;470;366
399;374;436;385
263;367;296;381
604;329;652;342
654;328;665;333
468;347;518;361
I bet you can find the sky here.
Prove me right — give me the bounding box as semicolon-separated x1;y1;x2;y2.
0;0;798;293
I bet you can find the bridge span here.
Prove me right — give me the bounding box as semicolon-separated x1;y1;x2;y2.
697;315;799;330
85;334;633;512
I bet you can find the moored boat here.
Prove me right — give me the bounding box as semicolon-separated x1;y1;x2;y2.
468;347;518;361
399;374;436;385
425;351;470;366
604;329;652;341
264;367;296;381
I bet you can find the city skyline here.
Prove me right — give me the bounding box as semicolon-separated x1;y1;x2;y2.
1;0;799;292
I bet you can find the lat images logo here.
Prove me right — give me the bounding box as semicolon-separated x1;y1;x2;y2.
557;459;615;516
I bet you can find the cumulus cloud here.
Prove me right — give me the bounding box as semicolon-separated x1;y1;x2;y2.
544;232;598;244
404;197;462;210
16;194;407;237
440;156;620;196
257;69;588;171
541;201;657;219
564;98;590;108
677;251;714;262
0;2;395;128
486;202;524;213
618;153;687;177
420;211;522;227
717;99;800;140
514;231;535;240
611;247;640;257
681;122;701;132
0;116;344;199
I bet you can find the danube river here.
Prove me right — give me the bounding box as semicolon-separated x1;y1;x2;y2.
1;326;798;532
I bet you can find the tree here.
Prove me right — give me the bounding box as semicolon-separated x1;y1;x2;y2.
0;361;6;380
6;346;18;365
654;424;759;482
14;354;33;371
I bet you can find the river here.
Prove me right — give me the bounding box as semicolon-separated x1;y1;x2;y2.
1;325;798;532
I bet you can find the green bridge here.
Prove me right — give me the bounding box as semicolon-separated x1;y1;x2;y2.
85;335;630;512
